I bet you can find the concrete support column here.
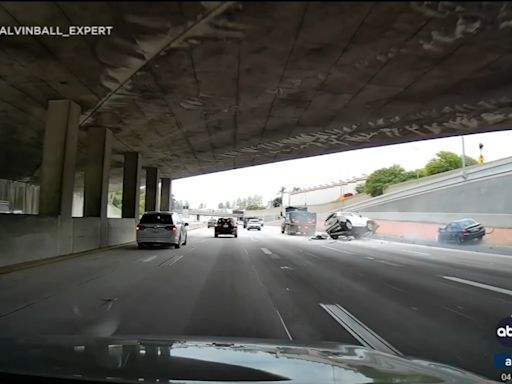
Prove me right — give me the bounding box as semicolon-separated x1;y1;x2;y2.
39;100;81;217
122;153;141;218
145;167;159;212
160;178;172;211
84;127;112;218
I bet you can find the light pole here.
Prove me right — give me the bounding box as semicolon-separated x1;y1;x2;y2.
461;136;467;179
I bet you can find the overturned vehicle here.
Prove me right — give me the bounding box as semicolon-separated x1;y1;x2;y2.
324;211;378;239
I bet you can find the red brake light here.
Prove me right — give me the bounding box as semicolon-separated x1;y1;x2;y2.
165;225;177;231
136;225;145;231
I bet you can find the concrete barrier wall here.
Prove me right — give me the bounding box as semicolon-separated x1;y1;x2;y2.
0;214;60;267
346;174;511;215
73;218;101;253
361;212;512;228
107;218;136;246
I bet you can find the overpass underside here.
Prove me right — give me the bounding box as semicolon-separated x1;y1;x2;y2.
1;1;512;265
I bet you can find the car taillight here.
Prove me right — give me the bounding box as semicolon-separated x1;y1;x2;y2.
136;225;145;231
165;225;177;231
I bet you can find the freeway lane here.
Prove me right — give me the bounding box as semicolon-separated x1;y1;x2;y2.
0;225;510;381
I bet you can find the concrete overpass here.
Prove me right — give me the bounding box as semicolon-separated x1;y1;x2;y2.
2;1;512;264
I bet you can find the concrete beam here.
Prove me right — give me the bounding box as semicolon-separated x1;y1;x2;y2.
145;167;159;212
39;100;81;217
122;152;141;218
84;127;112;218
160;178;172;211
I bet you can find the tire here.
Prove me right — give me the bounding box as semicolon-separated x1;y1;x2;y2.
138;243;145;249
281;229;285;234
345;220;353;230
215;233;218;238
234;233;238;238
456;235;464;245
175;235;182;249
258;228;261;231
183;234;187;246
330;235;339;240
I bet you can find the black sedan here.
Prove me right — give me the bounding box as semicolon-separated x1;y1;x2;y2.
437;218;485;244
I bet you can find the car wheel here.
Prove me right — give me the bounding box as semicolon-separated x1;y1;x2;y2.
234;233;238;238
456;235;464;245
183;234;187;246
215;233;218;238
138;243;145;249
175;235;182;249
258;228;261;231
345;220;353;230
330;235;339;240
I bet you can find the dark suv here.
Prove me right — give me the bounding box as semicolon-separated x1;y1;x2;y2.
214;218;238;238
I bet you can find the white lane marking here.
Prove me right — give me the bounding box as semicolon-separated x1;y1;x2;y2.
166;255;183;267
384;283;405;293
320;303;402;356
260;248;272;255
250;237;257;242
402;250;429;256
366;256;374;260
443;306;474;320
321;245;352;254
276;310;293;341
375;259;403;268
158;255;183;267
442;276;512;297
280;266;293;271
244;248;249;255
141;255;157;263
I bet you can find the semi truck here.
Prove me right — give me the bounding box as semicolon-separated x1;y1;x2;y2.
281;206;317;236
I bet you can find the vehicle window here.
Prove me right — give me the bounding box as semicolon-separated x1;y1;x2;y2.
140;213;173;224
457;219;477;227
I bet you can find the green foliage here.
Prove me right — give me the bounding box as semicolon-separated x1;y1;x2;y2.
424;151;478;176
365;165;414;197
355;184;365;194
246;204;265;210
112;191;122;209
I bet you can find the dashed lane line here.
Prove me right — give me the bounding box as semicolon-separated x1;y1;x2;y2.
442;276;512;297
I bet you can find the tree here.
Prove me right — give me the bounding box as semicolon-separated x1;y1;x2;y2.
355;184;365;194
365;165;415;197
218;202;225;209
225;201;231;209
246;204;264;210
198;203;206;209
112;191;122;209
272;197;282;207
424;151;478;176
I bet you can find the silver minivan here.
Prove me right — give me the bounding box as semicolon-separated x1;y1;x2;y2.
136;211;188;249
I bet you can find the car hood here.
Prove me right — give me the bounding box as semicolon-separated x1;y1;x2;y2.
0;336;496;383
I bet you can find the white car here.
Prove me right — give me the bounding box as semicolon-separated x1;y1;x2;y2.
136;211;188;249
246;219;261;231
324;211;378;239
259;218;264;227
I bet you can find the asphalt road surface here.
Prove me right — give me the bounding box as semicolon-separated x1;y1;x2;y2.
0;224;511;381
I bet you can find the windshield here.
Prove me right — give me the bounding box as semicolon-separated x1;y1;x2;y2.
1;2;511;383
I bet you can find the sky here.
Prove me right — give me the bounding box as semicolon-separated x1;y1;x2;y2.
172;129;512;209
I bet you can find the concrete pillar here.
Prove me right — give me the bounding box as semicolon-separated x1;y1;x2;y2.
84;127;112;218
122;152;141;218
39;100;81;217
160;178;172;211
145;167;159;212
